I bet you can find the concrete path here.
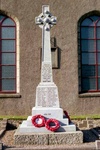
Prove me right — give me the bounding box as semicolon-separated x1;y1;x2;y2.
4;143;96;150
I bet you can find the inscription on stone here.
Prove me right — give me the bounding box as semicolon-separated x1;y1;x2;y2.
36;86;59;107
41;63;52;82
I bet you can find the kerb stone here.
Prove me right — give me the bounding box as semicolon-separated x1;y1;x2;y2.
95;140;100;149
0;142;3;150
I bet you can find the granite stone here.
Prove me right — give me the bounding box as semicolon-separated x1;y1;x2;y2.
48;131;83;145
14;129;48;145
14;129;83;145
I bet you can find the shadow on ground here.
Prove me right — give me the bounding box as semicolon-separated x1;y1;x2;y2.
6;123;17;131
82;126;100;142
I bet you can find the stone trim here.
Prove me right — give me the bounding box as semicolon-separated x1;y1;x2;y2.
79;92;100;98
0;94;21;98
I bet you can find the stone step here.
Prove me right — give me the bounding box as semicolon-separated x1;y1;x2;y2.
27;116;69;126
18;121;76;133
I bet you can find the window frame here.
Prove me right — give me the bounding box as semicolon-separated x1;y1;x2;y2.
0;15;16;93
78;14;100;93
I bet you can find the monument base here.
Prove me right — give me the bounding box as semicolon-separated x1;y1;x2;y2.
18;120;76;133
14;115;83;145
14;129;83;145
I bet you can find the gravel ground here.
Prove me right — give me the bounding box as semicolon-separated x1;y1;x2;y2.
0;119;100;149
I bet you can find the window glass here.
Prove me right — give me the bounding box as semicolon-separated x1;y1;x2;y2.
2;27;15;39
2;18;15;26
97;53;100;64
90;16;99;21
0;15;6;22
81;40;95;51
2;40;15;52
81;18;93;26
96;20;100;26
82;53;95;64
81;27;94;39
82;65;96;77
96;28;100;38
97;40;100;51
82;78;96;91
2;66;15;78
2;53;15;65
98;78;100;89
98;66;100;76
2;79;15;91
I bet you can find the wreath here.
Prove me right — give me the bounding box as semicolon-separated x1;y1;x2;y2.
31;114;46;127
45;118;60;132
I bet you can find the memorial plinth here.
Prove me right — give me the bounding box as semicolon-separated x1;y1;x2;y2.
14;5;83;145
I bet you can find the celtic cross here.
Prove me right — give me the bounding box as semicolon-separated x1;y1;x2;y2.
35;5;57;82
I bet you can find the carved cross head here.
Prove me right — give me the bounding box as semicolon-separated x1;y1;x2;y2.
35;5;57;31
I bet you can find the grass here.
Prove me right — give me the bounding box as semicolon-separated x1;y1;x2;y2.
0;116;27;120
70;114;100;120
0;114;100;120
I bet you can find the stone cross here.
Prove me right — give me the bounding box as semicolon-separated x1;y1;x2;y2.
35;5;59;108
35;5;57;82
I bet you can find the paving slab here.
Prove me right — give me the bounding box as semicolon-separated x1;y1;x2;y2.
0;142;3;150
4;143;96;150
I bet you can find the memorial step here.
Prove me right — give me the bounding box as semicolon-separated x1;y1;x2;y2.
27;116;69;126
19;121;76;133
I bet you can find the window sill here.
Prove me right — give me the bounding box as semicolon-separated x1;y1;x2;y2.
0;94;21;98
79;92;100;98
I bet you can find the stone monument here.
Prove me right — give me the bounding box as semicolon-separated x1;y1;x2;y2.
14;5;83;145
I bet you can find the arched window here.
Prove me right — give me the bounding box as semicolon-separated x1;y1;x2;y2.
0;14;16;93
79;15;100;93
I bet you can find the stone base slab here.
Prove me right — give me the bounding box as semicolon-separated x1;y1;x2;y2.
32;107;63;120
14;128;83;145
19;121;76;133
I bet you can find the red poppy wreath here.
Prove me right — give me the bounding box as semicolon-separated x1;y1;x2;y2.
31;114;46;127
45;118;60;132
